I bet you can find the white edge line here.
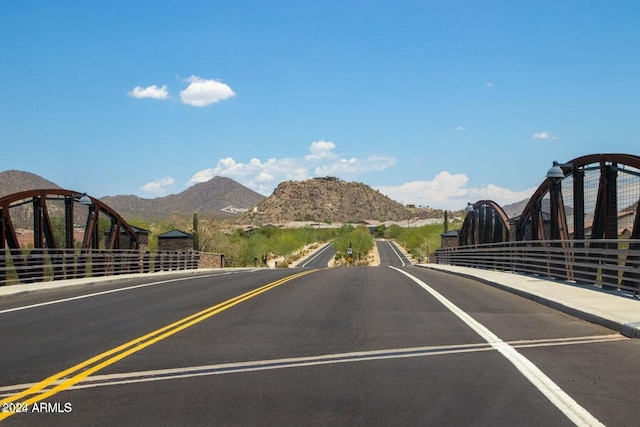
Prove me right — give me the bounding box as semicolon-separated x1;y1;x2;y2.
386;240;405;266
299;243;333;268
389;265;605;427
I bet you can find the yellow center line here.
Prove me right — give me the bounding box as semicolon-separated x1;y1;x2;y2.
0;269;318;420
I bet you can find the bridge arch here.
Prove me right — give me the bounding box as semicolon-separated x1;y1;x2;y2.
0;189;138;251
458;200;510;246
514;153;640;242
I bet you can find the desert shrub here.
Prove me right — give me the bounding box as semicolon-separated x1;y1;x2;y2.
333;224;374;261
385;222;460;260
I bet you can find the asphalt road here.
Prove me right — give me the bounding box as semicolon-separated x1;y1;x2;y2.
1;241;639;426
296;242;335;268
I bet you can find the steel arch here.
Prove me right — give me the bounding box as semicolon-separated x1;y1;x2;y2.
459;200;510;246
514;153;640;242
0;189;138;251
513;153;640;287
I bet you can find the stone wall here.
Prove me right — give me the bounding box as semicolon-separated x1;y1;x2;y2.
440;235;459;249
198;252;225;269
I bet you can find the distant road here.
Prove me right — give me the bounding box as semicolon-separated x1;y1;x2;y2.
376;239;412;266
297;242;335;268
1;244;638;425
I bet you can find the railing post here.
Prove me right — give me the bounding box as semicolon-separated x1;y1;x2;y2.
143;251;150;273
602;240;620;290
0;249;5;286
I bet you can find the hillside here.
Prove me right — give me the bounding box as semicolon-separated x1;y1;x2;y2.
502;198;574;219
101;176;265;219
239;177;411;224
0;170;61;198
502;199;529;219
0;171;265;220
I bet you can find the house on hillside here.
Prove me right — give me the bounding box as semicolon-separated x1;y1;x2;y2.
359;220;383;235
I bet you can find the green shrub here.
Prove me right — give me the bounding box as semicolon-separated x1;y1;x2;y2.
334;224;374;261
385;222;459;260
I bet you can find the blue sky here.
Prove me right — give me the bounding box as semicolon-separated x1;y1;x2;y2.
2;1;639;210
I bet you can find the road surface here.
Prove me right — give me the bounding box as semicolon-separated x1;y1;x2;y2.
1;240;639;425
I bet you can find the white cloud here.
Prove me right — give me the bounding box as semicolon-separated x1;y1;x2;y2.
376;172;536;210
179;75;235;107
314;155;395;177
455;126;464;131
465;184;537;206
532;131;560;140
128;84;169;100
485;82;493;88
141;176;175;196
188;169;215;184
185;141;536;210
187;140;396;195
305;140;337;160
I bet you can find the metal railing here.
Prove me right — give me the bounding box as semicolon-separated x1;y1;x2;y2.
0;248;201;287
435;239;640;295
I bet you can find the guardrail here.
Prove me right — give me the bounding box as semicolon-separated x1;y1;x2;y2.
0;248;202;287
435;239;640;295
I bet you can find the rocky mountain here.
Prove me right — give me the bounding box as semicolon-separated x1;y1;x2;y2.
502;198;574;219
0;171;265;220
240;177;411;224
101;176;265;219
0;170;61;198
502;199;529;219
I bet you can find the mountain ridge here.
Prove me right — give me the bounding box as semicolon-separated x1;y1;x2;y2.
0;170;62;198
1;170;536;223
239;176;412;224
101;176;265;219
0;171;265;220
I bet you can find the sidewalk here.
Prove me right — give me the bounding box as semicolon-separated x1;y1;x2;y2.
419;263;640;338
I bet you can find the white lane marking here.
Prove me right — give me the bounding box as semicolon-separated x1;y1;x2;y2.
386;241;405;266
299;243;333;268
389;266;605;427
0;271;251;315
0;334;623;397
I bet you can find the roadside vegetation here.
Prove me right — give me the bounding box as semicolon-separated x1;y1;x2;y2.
128;214;337;267
128;212;458;267
384;222;460;262
333;224;374;264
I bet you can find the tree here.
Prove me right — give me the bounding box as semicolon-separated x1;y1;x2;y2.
444;210;449;233
192;211;200;251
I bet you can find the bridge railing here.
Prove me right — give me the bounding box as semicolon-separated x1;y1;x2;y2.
435;239;640;295
0;248;202;287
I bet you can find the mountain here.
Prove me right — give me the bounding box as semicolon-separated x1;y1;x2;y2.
502;198;574;219
239;177;411;224
0;170;62;198
0;171;264;220
502;199;529;219
100;176;265;219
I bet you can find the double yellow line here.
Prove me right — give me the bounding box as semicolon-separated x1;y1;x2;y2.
0;269;317;421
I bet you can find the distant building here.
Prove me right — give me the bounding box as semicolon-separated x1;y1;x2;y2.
157;229;194;251
440;229;460;249
358;220;383;235
104;225;149;249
